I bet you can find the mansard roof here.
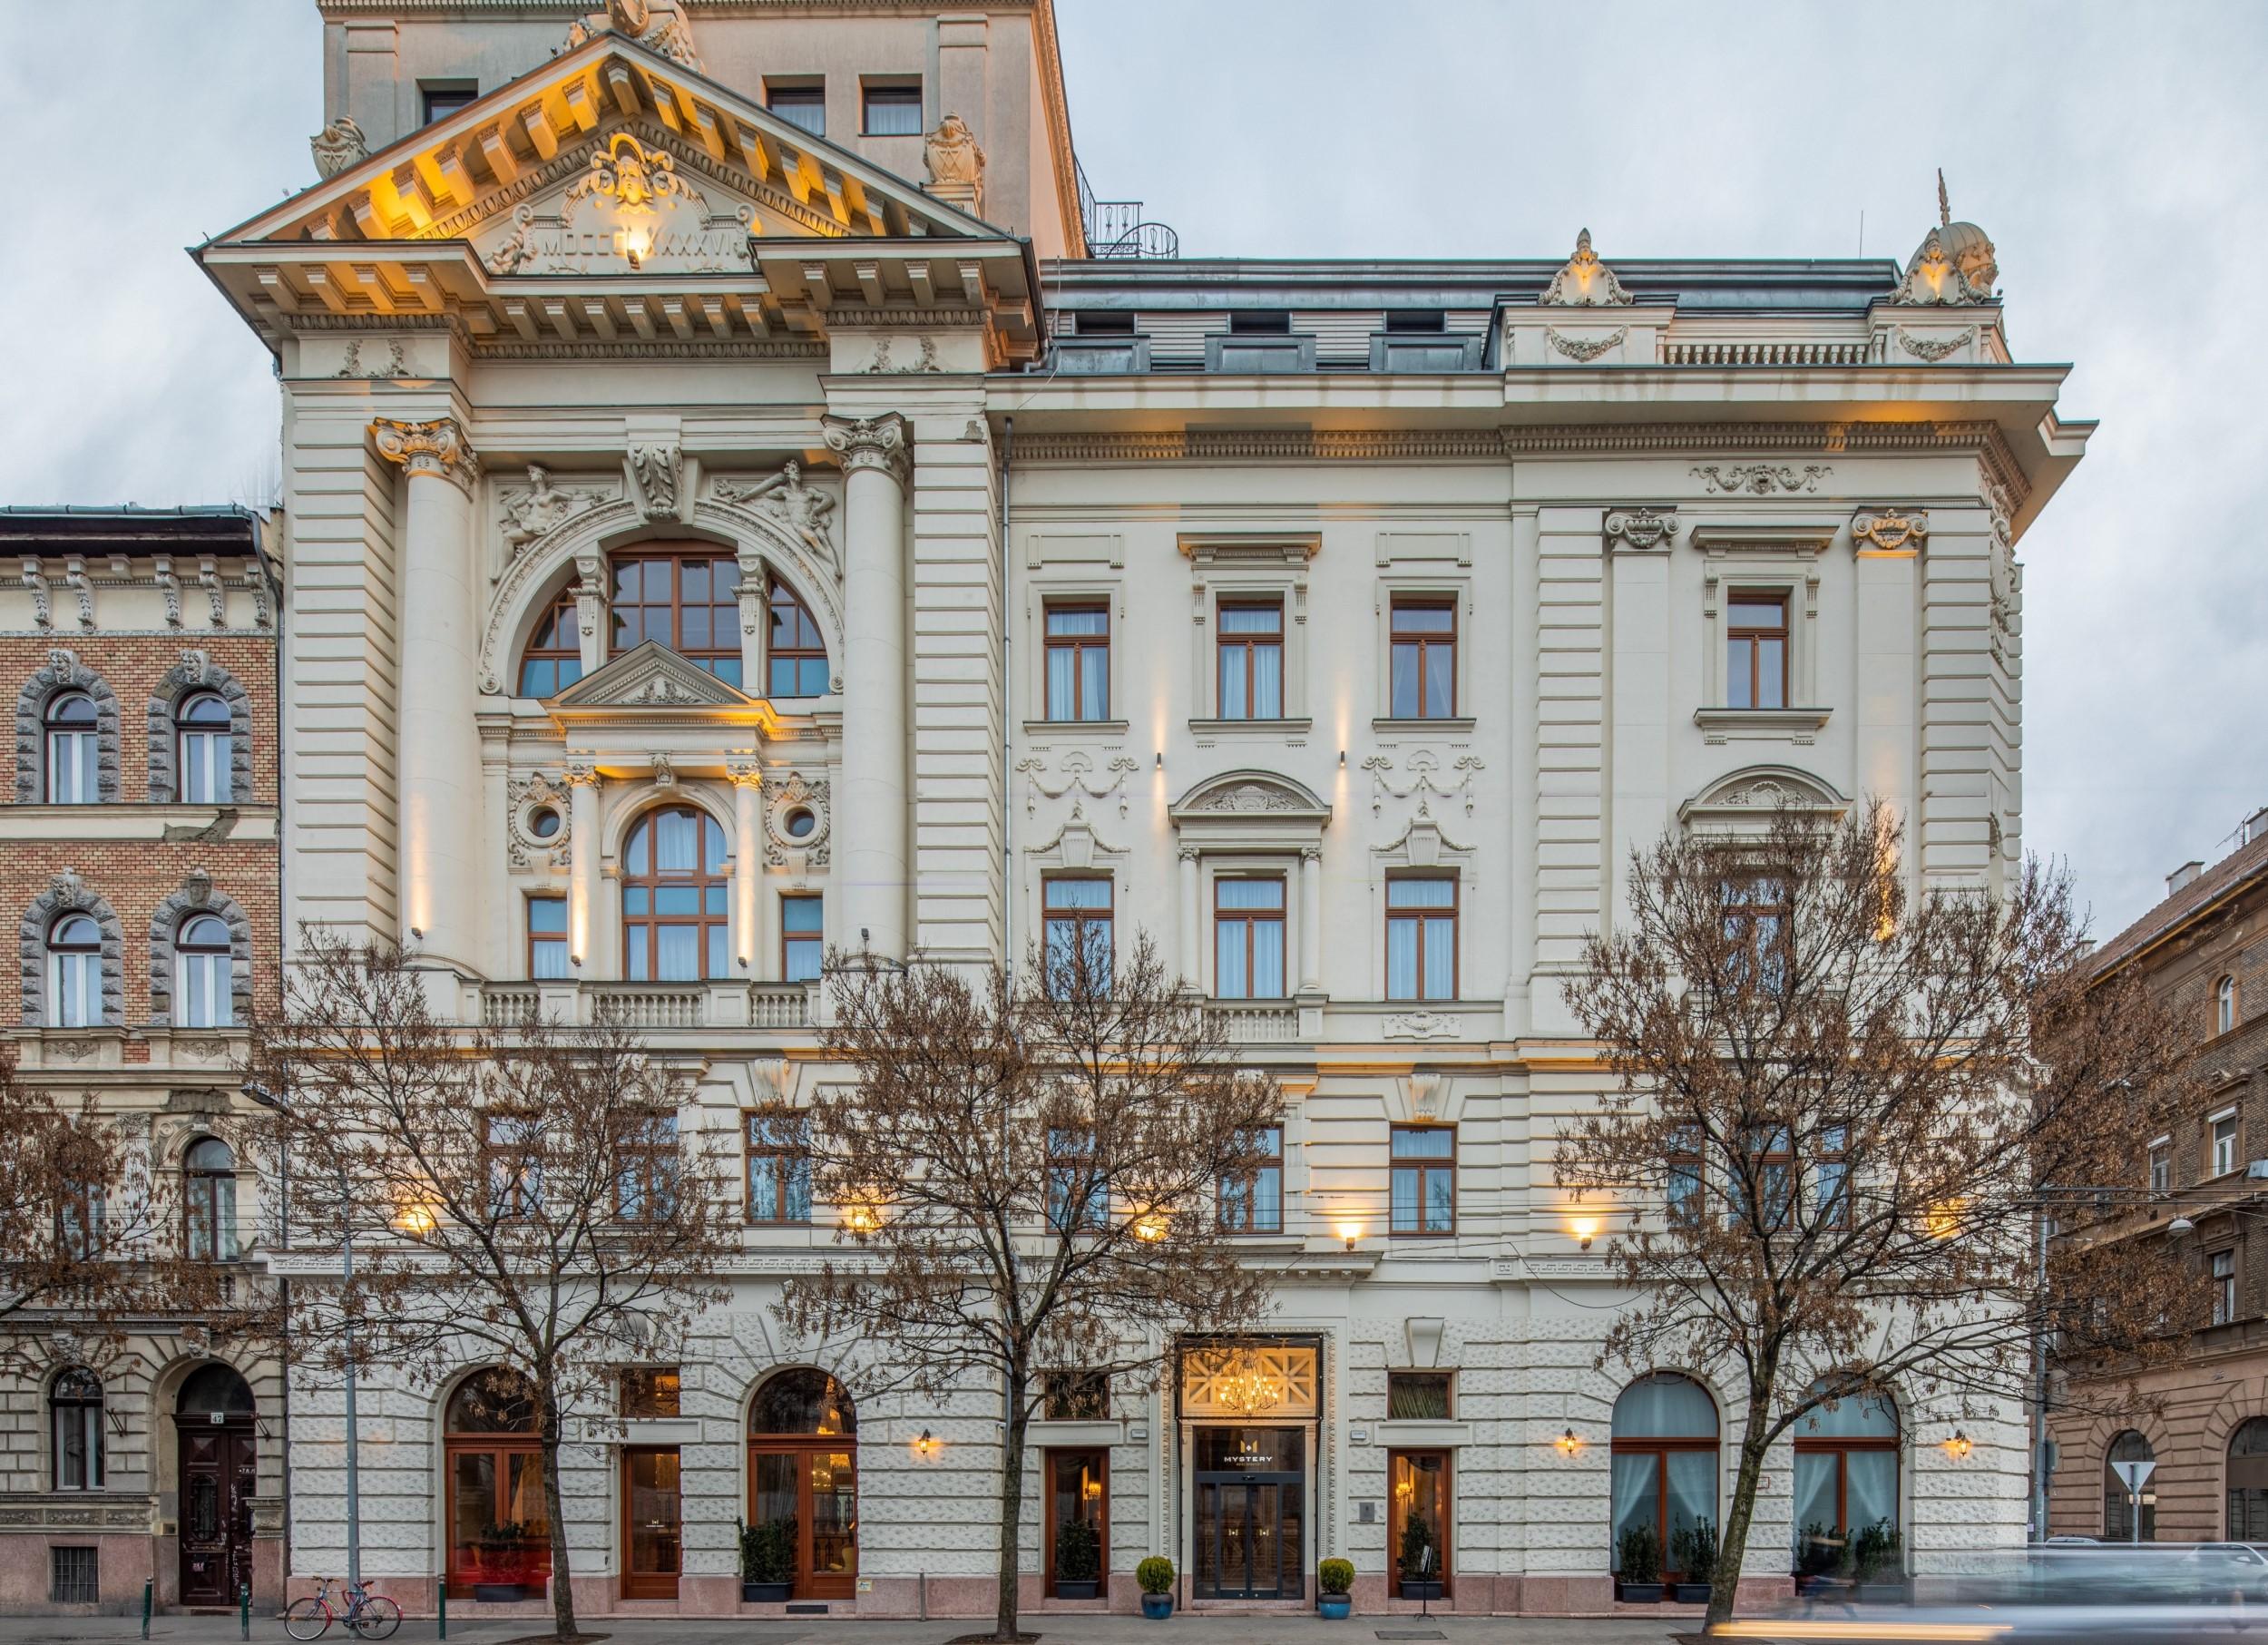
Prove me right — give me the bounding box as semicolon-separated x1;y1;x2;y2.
197;28;1041;358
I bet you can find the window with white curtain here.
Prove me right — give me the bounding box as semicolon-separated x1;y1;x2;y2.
1792;1384;1899;1575
44;693;100;805
1213;876;1286;999
1610;1374;1718;1581
1386;876;1457;1001
175;913;232;1027
49;1368;103;1491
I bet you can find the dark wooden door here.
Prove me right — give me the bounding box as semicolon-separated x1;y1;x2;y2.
178;1421;256;1607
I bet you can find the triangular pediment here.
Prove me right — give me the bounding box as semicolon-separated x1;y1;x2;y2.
551;641;755;711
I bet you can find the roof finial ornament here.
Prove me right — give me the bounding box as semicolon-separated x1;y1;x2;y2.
1540;227;1633;308
1895;177;1997;307
1937;167;1951;228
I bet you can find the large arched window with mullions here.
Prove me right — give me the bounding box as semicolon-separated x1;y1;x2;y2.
767;581;829;698
610;547;741;685
621;807;729;982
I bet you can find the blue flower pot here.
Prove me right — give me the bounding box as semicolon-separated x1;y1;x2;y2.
1317;1594;1353;1619
1141;1592;1174;1619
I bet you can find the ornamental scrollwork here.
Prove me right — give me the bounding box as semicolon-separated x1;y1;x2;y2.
1540;228;1633;308
1850;509;1929;554
1546;326;1627;363
1691;463;1831;495
1895;326;1976;363
1603;507;1677;553
372;418;480;496
820;414;909;485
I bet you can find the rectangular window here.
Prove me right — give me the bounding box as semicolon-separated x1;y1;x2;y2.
180;728;230;805
2214;1113;2240;1178
49;1547;97;1606
1666;1127;1704;1226
782;895;824;983
1213;876;1286;999
1229;310;1291;334
861;81;923;136
621;1367;681;1419
422;83;476;125
51;1387;102;1491
1390;1125;1455;1235
1389;597;1456;719
1815;1122;1851;1229
1722;874;1792;994
1729;1125;1794;1229
767;83;825;136
527;895;569;980
1218;1124;1284;1234
1041;877;1113;997
1043;603;1110;721
1727;593;1789;710
1385;876;1457;1001
1216;599;1285;720
2148;1139;2171;1195
616;1110;679;1221
1046;1127;1106;1233
746;1109;812;1224
484;1111;544;1218
1386;1370;1452;1420
1042;1370;1109;1421
46;729;98;804
2214;1248;2238;1326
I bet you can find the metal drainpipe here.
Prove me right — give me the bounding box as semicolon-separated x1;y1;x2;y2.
997;413;1018;1585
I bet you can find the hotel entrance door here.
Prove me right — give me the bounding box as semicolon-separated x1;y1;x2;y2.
1191;1427;1305;1600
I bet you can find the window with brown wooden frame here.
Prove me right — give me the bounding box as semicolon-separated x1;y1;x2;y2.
484;1110;544;1219
746;1108;812;1224
1388;596;1456;719
608;548;743;685
1218;1124;1284;1234
1726;592;1789;710
1385;875;1458;1002
1213;876;1287;999
1217;598;1285;720
516;589;584;698
1390;1124;1455;1235
621;807;729;982
615;1110;680;1221
1043;602;1110;721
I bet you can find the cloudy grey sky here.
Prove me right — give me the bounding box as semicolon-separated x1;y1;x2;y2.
2;0;2260;939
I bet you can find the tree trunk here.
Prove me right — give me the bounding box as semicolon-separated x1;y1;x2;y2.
1706;1385;1779;1630
538;1373;580;1642
993;1362;1031;1642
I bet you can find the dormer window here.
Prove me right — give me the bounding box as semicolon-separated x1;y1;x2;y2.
611;548;741;686
767;81;825;137
1229;311;1291;335
421;83;477;126
862;81;923;137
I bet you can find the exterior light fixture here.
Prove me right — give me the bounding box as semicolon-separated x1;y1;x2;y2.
1944;1429;1972;1460
569;954;582;967
1339;749;1346;768
1556;1427;1582;1456
409;926;423;940
1336;1220;1362;1252
1569;1216;1601;1252
1155;750;1163;769
2168;1214;2195;1235
914;1427;937;1457
1130;1208;1169;1242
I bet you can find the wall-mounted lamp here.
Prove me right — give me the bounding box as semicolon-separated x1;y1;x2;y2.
1336;1219;1363;1253
2168;1214;2196;1235
1130;1208;1169;1242
409;926;423;940
1569;1216;1601;1252
1154;751;1163;769
1943;1429;1972;1460
1555;1427;1582;1456
1338;749;1346;768
738;955;749;969
569;955;583;968
914;1427;937;1457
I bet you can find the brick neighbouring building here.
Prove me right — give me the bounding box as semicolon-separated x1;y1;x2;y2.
0;507;286;1614
2048;808;2268;1543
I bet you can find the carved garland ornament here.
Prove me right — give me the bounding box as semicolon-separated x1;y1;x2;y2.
1546;326;1627;362
1691;463;1832;495
1896;326;1975;363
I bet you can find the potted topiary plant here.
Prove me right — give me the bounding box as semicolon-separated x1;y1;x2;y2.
1616;1523;1664;1603
1054;1516;1102;1600
738;1513;797;1602
1397;1513;1442;1601
1317;1558;1354;1620
1852;1519;1905;1601
1137;1555;1175;1619
1669;1518;1717;1606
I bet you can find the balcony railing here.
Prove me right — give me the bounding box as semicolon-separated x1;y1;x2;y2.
1077;159;1180;259
1207;1000;1301;1043
479;982;812;1031
1663;339;1872;367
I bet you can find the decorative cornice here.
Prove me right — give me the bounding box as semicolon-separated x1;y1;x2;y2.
372;417;480;494
472;338;826;362
1603;507;1678;553
1012;429;1505;464
821;414;910;485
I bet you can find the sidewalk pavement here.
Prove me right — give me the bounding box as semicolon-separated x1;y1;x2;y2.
0;1618;1690;1645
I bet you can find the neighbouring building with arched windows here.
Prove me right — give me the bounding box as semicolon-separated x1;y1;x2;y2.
176;0;2083;1621
0;505;284;1613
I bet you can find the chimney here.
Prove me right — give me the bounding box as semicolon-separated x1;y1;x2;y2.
2247;805;2268;845
2168;860;2204;896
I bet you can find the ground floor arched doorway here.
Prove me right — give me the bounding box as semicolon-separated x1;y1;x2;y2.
174;1364;256;1608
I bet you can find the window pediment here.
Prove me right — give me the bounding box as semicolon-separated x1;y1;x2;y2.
1679;765;1848;836
1170;771;1330;825
548;640;763;718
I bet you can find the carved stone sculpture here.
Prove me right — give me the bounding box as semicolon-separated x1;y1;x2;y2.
714;461;838;562
309;116;369;179
626;444;683;520
1895;174;1997;306
924;113;985;211
1540;228;1633;307
499;465;601;556
372;418;480;496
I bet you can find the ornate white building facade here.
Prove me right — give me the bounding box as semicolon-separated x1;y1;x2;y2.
188;0;2088;1620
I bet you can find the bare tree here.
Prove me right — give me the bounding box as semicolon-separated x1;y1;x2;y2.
780;931;1281;1643
249;933;737;1643
1555;800;2199;1627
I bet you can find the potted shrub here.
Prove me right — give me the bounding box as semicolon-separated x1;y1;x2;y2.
1137;1556;1175;1619
738;1513;797;1602
1397;1513;1442;1601
1054;1516;1102;1600
1669;1518;1717;1606
1851;1519;1905;1601
1615;1523;1664;1603
1317;1558;1354;1620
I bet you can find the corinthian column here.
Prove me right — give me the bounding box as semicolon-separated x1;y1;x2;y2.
373;417;484;975
1298;846;1323;993
821;414;910;962
728;761;766;974
1178;847;1202;987
564;763;601;972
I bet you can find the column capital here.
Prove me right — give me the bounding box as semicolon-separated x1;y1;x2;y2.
373;417;481;495
562;761;602;788
726;760;766;791
821;413;910;486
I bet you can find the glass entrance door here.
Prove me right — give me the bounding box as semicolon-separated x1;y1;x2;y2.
1191;1427;1305;1600
621;1446;681;1600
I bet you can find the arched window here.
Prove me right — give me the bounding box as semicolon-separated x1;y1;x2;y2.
44;692;101;805
516;590;583;698
1610;1373;1718;1585
183;1138;238;1262
767;581;828;698
2105;1430;2156;1542
2217;975;2239;1037
611;549;741;685
45;914;103;1028
2230;1418;2268;1540
445;1369;549;1600
50;1367;103;1491
621;807;728;982
176;913;233;1028
176;692;233;804
1793;1385;1900;1577
749;1370;858;1600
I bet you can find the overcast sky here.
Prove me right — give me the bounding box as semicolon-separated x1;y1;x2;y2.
2;1;2260;939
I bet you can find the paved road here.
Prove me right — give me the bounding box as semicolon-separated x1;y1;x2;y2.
0;1616;1687;1645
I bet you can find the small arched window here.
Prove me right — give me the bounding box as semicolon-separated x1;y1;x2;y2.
2217;975;2239;1037
517;590;584;698
2105;1429;2156;1541
176;692;233;804
2232;1418;2268;1540
611;549;740;684
183;1138;238;1262
767;582;828;698
44;692;100;805
176;913;233;1028
751;1368;857;1436
45;914;103;1028
50;1367;103;1491
621;807;728;982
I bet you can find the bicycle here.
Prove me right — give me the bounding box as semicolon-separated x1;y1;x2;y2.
283;1576;401;1640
